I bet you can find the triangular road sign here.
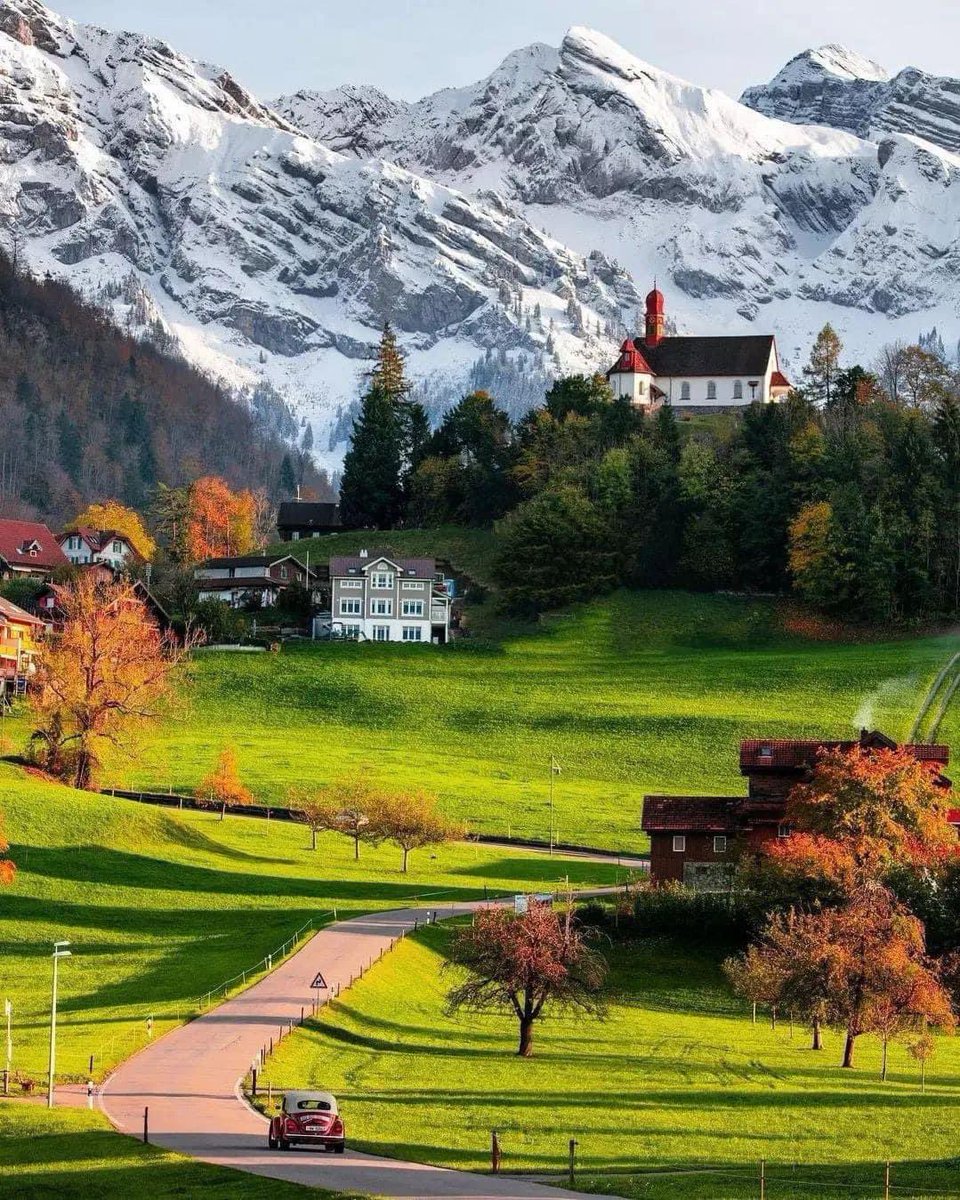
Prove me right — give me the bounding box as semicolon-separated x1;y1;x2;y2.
310;972;327;989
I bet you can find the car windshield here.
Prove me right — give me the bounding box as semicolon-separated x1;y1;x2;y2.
295;1099;332;1111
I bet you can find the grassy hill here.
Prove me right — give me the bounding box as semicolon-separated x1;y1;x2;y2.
262;923;960;1200
105;590;960;850
0;761;620;1084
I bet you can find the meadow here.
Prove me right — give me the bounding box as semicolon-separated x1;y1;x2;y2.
110;588;960;850
262;923;960;1200
0;760;620;1083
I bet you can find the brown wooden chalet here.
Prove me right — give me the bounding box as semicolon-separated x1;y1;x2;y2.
642;730;952;888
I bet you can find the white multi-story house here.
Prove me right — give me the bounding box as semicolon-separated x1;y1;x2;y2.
194;554;315;608
58;527;141;570
328;551;451;644
606;286;792;411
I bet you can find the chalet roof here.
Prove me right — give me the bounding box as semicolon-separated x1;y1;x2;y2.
0;520;69;571
59;527;139;557
195;576;279;590
277;501;341;530
330;553;436;580
199;554;300;569
0;595;44;627
617;335;775;379
641;796;743;833
740;733;949;772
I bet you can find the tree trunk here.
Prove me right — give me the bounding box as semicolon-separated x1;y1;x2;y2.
881;1039;888;1082
842;1029;857;1069
518;1017;534;1058
220;800;226;822
921;1061;926;1094
354;833;360;860
402;847;409;873
811;1017;822;1051
311;827;317;851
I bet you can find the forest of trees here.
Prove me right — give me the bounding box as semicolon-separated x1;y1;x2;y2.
341;323;960;625
0;255;330;523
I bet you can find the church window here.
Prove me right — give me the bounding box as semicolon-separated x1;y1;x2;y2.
706;381;717;400
680;382;691;401
733;380;743;400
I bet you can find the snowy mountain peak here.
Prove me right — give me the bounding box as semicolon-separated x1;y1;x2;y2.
779;45;890;85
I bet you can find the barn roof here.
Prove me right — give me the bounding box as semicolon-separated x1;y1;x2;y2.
641;796;742;833
277;501;341;530
740;735;950;772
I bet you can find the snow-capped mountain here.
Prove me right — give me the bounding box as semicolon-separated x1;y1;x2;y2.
742;47;960;155
2;1;959;464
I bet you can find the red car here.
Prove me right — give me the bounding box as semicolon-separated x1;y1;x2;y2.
268;1090;345;1153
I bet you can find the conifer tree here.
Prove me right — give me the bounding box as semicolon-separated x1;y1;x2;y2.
803;324;843;407
339;384;404;528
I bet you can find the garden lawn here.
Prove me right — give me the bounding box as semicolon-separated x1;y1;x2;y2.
0;1103;354;1199
0;760;621;1083
262;925;960;1200
115;590;960;850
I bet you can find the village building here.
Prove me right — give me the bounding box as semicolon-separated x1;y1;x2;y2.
34;567;172;634
0;595;44;699
642;730;952;888
276;500;347;541
0;519;68;579
326;551;451;644
606;287;792;412
194;554;315;608
57;527;141;571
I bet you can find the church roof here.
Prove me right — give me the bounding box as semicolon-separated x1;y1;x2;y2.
631;335;775;378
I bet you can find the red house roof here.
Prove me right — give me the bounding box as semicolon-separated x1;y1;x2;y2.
0;595;44;627
641;796;742;834
740;735;949;772
0;520;68;571
770;370;792;389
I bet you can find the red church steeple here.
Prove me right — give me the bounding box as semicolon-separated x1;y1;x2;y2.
644;284;665;348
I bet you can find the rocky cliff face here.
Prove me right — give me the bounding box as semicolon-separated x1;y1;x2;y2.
742;45;960;156
3;2;959;464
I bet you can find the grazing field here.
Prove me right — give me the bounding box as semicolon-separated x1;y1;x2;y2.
0;1103;349;1200
263;924;960;1200
0;761;620;1083
112;590;960;849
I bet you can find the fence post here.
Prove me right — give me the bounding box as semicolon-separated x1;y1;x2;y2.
884;1162;891;1200
143;1106;149;1144
568;1138;577;1185
252;1067;258;1097
759;1159;765;1200
491;1129;501;1174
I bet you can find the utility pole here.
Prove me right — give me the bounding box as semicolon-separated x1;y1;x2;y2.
4;999;10;1080
47;941;72;1108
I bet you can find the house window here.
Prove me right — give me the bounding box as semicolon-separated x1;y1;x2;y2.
312;531;320;538
342;624;360;639
372;599;392;616
372;625;390;642
68;536;80;551
680;382;690;401
672;835;686;853
112;540;123;554
402;600;424;617
777;823;792;839
340;600;361;616
279;565;288;579
733;380;743;400
706;381;717;400
714;836;727;854
402;581;425;591
402;626;422;642
371;572;394;589
340;579;362;589
291;531;300;541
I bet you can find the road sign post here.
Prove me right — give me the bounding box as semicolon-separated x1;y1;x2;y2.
310;971;327;1013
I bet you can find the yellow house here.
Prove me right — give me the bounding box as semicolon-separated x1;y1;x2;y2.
0;595;44;694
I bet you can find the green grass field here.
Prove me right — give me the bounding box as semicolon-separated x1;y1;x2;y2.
106;590;960;850
0;760;620;1084
0;1103;356;1200
261;924;960;1200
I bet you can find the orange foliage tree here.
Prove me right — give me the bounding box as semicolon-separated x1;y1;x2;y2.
0;812;14;885
70;500;156;561
184;476;258;562
30;576;190;789
196;745;253;820
377;789;461;873
762;746;956;894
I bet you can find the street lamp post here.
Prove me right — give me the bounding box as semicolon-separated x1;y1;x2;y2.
549;756;561;856
47;941;72;1108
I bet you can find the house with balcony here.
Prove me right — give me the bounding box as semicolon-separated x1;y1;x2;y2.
0;595;44;698
194;554;315;608
0;520;68;580
327;551;451;644
58;527;142;571
641;730;952;889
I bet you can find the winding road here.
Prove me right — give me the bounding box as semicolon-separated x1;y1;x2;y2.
98;902;623;1199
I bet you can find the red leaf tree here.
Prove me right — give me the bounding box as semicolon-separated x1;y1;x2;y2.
446;903;607;1057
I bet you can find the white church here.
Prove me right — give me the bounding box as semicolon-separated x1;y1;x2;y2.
606;287;792;410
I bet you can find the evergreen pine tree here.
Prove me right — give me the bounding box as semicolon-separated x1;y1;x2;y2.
339;384;404;528
803;324;843;407
370;323;409;399
279;453;297;496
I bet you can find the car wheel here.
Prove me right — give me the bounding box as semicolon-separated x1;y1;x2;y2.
279;1137;290;1151
335;1143;345;1154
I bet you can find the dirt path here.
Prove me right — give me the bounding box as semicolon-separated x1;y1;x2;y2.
98;903;623;1199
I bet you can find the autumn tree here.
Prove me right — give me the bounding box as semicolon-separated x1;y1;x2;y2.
377;789;460;872
30;576;189;789
321;777;389;860
288;786;343;851
196;745;253;820
446;902;607;1057
70;500;156;561
803;324;843;407
0;812;14;885
183;476;258;562
788;500;842;607
907;1031;936;1092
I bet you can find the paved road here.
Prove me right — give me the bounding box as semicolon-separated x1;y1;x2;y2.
99;903;623;1199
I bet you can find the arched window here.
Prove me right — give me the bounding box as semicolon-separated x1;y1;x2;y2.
733;380;743;400
706;381;717;400
680;382;691;401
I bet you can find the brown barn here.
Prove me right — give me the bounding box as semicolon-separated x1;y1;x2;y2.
642;730;951;888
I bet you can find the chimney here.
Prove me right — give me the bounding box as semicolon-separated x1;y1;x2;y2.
296;484;301;501
359;548;368;559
